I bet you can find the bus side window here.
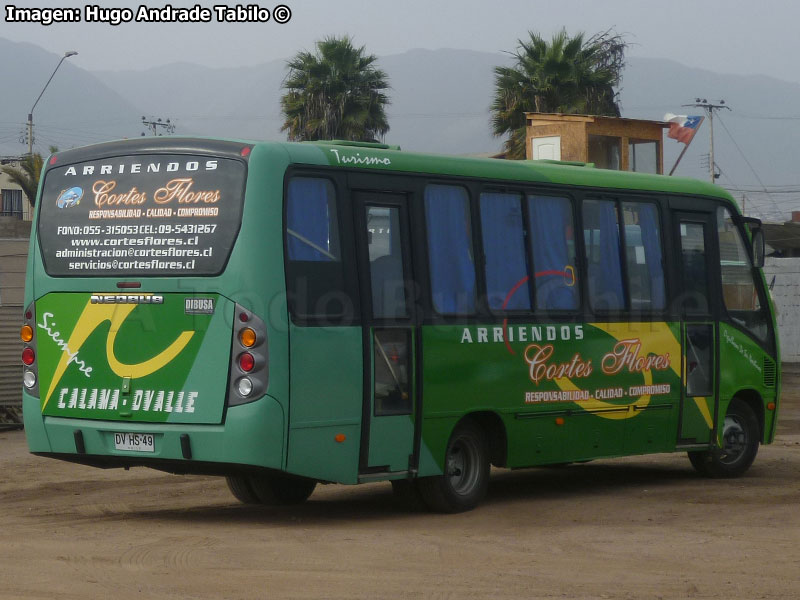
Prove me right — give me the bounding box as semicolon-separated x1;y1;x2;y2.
528;195;578;311
285;177;351;321
678;221;710;315
622;202;666;311
479;192;530;311
583;199;625;311
717;207;769;341
366;205;408;319
424;184;477;315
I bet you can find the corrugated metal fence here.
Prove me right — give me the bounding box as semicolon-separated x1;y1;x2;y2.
1;236;28;426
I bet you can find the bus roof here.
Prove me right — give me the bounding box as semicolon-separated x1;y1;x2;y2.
278;139;736;206
46;136;737;207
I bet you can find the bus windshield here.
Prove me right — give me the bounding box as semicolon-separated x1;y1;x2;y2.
38;153;246;277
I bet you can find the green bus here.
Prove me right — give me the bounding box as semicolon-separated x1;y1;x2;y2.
22;137;779;512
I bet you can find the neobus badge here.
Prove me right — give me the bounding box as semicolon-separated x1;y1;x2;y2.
90;294;164;304
184;297;215;314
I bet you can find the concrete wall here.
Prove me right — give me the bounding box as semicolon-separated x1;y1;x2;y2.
763;257;800;362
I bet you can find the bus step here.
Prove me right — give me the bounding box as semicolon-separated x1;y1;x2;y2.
359;470;409;482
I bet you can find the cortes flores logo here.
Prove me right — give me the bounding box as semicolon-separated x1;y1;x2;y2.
56;186;83;208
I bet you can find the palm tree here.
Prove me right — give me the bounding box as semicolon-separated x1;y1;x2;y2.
1;147;56;207
281;36;390;142
492;29;626;158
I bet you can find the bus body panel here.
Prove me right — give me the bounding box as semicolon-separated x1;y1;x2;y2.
24;390;286;470
419;322;682;472
286;325;363;483
717;322;778;444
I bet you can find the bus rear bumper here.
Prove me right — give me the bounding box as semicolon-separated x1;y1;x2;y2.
22;391;286;475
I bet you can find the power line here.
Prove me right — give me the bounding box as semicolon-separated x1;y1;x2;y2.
716;114;785;218
141;116;175;136
682;99;730;183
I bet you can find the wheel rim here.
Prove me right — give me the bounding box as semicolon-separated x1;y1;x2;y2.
719;414;748;465
446;434;480;496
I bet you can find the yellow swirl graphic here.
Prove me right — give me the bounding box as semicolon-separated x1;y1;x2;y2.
43;299;194;408
553;322;681;420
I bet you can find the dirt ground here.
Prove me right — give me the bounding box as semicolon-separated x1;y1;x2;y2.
1;376;799;600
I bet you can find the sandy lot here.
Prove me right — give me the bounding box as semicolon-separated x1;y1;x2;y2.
1;376;799;600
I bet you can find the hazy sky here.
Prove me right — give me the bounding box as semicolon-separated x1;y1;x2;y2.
2;0;799;82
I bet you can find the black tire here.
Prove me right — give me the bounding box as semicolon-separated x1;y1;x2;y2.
225;475;260;504
688;398;760;478
418;420;490;513
390;479;427;511
248;473;317;505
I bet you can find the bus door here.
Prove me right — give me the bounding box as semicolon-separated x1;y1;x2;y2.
353;191;419;476
674;211;719;445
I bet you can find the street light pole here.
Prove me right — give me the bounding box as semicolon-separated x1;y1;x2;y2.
27;50;78;156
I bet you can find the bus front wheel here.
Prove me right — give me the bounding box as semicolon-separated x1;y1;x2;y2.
688;398;760;478
418;420;490;513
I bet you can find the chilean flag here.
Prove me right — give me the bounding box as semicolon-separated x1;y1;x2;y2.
664;114;704;144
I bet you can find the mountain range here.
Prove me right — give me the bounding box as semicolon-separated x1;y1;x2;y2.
2;37;798;220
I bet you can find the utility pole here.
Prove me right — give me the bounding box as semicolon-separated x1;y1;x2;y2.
141;116;175;136
683;99;731;183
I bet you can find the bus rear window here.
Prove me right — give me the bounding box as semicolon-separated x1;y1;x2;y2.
37;154;246;276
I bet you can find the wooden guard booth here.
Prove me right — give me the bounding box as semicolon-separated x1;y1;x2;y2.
525;113;668;174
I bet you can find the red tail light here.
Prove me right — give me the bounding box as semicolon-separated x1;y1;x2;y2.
238;352;254;372
22;347;35;365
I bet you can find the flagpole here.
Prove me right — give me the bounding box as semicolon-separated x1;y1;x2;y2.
667;116;704;176
669;143;691;176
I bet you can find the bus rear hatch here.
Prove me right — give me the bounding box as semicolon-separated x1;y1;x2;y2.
35;291;233;424
32;142;251;424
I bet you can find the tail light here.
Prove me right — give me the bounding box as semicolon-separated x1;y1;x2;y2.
227;303;268;406
21;303;40;397
22;348;35;365
238;352;255;372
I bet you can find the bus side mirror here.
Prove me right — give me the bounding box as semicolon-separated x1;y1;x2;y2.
751;228;765;267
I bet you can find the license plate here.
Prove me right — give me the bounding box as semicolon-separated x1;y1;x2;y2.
113;432;155;452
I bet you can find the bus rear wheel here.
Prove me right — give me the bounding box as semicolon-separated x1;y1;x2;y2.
418;420;490;513
248;473;317;505
227;473;316;505
688;398;760;478
225;475;260;504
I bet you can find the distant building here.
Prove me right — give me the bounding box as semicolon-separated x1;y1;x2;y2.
525;113;668;174
761;212;800;258
0;157;29;221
